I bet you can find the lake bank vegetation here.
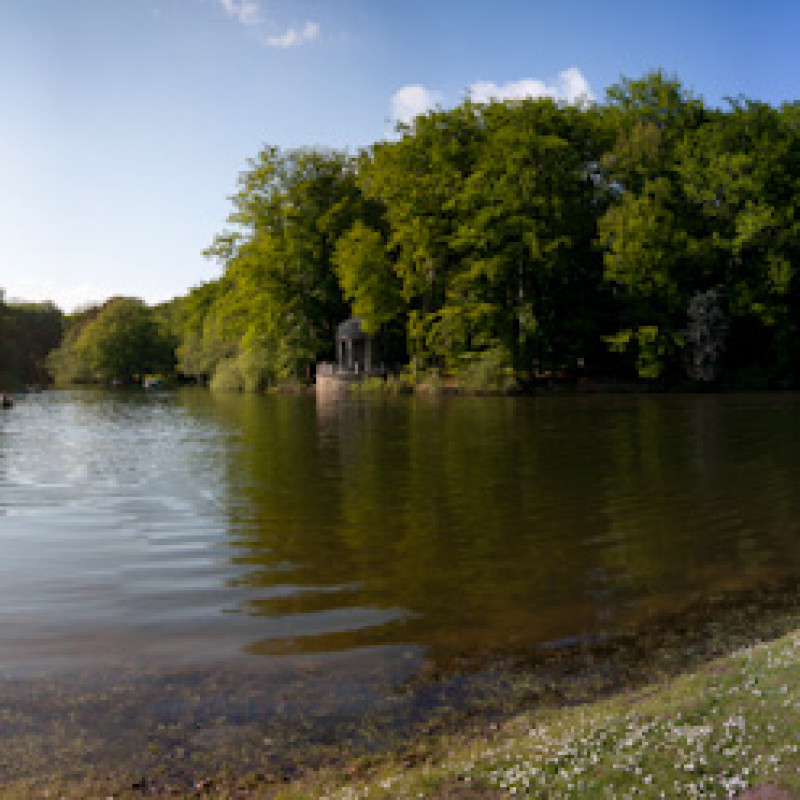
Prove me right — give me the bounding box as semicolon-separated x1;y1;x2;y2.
285;625;800;799
33;71;800;391
46;296;175;386
258;579;800;798
0;291;62;389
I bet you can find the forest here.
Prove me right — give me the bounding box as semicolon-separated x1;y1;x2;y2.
27;72;800;391
0;292;62;389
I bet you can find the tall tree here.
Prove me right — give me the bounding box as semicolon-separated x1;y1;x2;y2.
451;98;611;376
204;147;380;385
359;104;485;367
598;71;709;379
0;291;63;387
677;99;800;383
48;297;173;384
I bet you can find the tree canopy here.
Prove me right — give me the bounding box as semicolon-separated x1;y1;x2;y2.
0;291;63;388
40;71;800;392
47;297;175;385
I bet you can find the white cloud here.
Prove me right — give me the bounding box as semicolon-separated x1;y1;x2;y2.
470;78;546;105
390;84;443;125
262;20;320;48
389;68;593;129
469;67;594;107
218;0;261;27
558;67;594;105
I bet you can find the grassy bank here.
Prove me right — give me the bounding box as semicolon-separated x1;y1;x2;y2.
275;626;800;799
7;581;800;799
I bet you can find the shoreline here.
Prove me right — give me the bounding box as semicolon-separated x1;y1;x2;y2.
6;575;800;798
277;575;800;799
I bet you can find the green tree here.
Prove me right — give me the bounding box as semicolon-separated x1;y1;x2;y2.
676;99;800;383
332;220;402;335
0;291;63;387
599;79;800;384
202;147;380;386
359;104;484;367
0;290;15;386
48;297;174;384
597;71;709;379
451;98;611;377
160;71;800;391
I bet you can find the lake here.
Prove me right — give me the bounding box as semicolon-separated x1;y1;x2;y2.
2;389;800;783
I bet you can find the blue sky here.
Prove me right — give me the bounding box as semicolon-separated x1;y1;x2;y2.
2;0;799;311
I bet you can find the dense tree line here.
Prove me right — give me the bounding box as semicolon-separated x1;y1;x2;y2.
48;72;800;390
0;291;63;388
47;297;175;385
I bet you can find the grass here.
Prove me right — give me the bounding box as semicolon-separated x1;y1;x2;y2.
268;629;800;799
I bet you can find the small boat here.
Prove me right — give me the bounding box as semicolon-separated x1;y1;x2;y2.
1;394;13;409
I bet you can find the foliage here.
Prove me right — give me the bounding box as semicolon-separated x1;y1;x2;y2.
0;291;63;388
47;297;174;385
599;79;800;382
154;72;800;390
159;281;225;383
454;345;516;392
9;71;797;392
332;220;402;336
189;147;384;389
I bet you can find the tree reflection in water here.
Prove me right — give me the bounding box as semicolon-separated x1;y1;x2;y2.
192;390;800;668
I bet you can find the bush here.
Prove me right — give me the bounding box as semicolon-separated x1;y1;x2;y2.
210;357;244;392
455;347;516;392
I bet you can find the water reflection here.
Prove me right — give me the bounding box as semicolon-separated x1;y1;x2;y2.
3;390;800;676
203;391;800;666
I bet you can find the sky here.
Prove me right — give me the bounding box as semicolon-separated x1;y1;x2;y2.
2;0;800;312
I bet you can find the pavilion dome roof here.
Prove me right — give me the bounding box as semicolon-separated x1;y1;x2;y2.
336;317;367;339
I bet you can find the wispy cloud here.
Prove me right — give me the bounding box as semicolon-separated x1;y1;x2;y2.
218;0;261;27
469;67;594;107
218;1;320;48
261;21;320;48
390;84;443;125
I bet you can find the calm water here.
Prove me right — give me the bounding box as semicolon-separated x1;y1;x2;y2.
3;389;800;680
